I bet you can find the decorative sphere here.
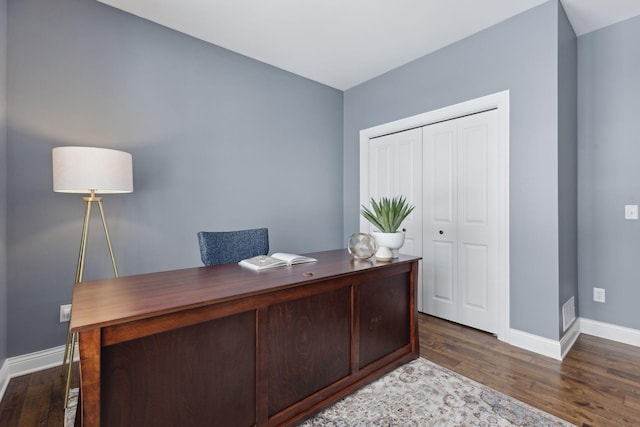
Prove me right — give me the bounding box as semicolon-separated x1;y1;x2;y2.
348;233;377;260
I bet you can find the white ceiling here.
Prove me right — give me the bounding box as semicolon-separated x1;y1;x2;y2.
96;0;640;90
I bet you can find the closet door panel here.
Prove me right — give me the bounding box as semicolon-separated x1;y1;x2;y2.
456;111;498;332
423;110;499;334
424;121;458;321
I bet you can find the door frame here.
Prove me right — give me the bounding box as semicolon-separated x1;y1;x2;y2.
359;90;510;342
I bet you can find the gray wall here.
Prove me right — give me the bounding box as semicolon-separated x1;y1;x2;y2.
557;0;578;334
6;0;343;356
7;0;638;358
0;0;6;363
344;0;563;339
578;14;640;329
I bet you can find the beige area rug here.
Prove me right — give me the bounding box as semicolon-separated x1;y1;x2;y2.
300;358;575;426
66;358;575;426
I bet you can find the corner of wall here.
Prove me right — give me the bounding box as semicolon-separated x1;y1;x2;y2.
0;358;8;403
556;0;578;339
0;0;8;366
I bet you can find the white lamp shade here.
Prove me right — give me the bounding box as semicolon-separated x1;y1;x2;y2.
52;146;133;194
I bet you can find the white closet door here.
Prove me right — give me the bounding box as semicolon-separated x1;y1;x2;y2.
423;110;499;334
367;127;423;266
423;119;458;322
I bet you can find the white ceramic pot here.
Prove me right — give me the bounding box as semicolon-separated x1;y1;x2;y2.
371;231;405;258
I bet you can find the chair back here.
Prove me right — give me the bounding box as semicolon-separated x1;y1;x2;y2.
197;228;269;266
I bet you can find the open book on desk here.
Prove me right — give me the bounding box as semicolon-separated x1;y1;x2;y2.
239;253;317;271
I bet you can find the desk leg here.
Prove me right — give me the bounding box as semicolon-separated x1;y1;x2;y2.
409;261;420;355
78;329;101;427
256;307;268;425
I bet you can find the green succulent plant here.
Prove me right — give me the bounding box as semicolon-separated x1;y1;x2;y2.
361;195;415;233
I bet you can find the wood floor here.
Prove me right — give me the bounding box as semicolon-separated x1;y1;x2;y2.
0;362;78;427
1;313;639;426
419;314;640;427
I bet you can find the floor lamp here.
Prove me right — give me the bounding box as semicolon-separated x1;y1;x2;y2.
52;146;133;409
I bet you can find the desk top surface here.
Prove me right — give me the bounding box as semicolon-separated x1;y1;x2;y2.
70;248;420;332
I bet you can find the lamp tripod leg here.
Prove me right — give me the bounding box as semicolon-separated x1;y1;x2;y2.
62;194;122;409
98;199;119;278
63;332;76;409
62;197;93;407
61;326;72;376
75;197;93;284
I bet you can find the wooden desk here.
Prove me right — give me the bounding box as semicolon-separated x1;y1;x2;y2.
71;249;420;427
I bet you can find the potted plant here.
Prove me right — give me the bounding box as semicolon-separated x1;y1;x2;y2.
360;195;415;259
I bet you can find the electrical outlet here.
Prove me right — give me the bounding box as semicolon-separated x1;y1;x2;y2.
593;288;605;303
59;304;72;322
625;205;639;220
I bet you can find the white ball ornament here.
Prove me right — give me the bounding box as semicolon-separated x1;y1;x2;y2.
347;233;377;260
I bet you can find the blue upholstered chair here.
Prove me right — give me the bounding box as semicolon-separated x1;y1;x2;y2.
197;228;269;266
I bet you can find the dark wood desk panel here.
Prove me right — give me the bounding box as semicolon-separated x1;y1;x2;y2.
359;272;411;368
102;311;256;427
267;286;351;417
71;249;420;427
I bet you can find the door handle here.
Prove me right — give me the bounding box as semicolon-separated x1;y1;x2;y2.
439;230;444;235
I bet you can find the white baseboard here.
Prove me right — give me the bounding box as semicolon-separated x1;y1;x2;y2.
508;328;564;360
580;317;640;347
8;344;78;378
0;343;78;403
560;319;581;359
508;317;640;361
0;359;9;403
